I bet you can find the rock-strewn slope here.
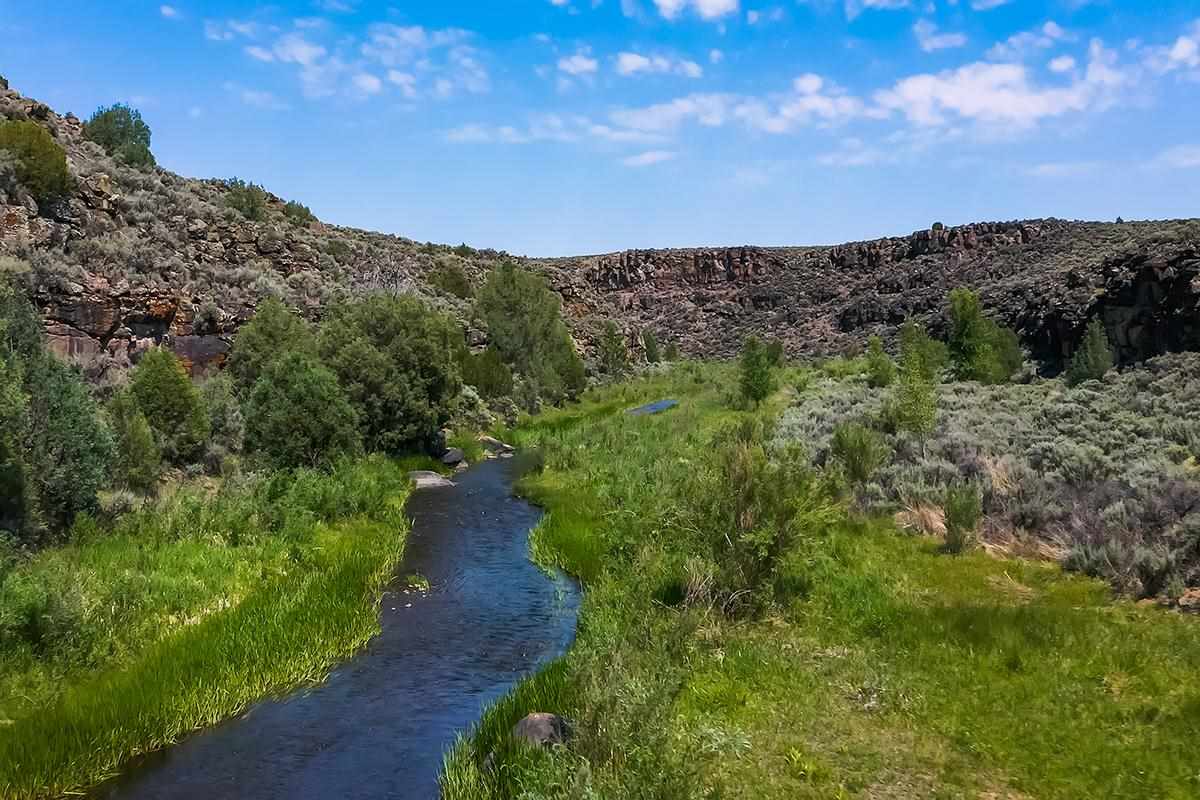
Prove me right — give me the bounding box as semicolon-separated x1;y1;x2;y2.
2;83;1198;376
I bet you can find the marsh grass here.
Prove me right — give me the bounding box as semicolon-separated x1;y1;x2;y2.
442;362;1200;800
0;455;419;798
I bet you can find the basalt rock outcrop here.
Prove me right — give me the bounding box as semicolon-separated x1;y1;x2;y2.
2;82;1198;377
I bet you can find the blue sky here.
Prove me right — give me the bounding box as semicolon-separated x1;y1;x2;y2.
1;1;1197;255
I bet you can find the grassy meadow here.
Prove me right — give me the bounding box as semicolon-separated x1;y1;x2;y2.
442;361;1200;800
0;455;424;799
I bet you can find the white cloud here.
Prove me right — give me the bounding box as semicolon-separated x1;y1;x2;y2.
710;49;724;64
653;0;739;21
623;150;679;166
615;52;703;78
1152;144;1200;168
558;52;599;75
446;114;665;146
913;20;968;53
816;138;888;167
1026;161;1101;177
970;0;1012;10
1049;55;1076;73
224;82;289;111
160;5;180;19
987;21;1070;61
1143;21;1200;77
245;46;275;62
204;19;261;41
272;33;327;66
352;72;383;95
845;0;910;23
747;7;785;25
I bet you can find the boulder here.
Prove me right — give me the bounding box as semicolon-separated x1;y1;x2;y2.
408;471;454;490
511;713;570;748
441;447;466;465
479;435;515;454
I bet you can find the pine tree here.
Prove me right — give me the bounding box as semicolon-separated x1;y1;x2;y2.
739;336;775;407
865;335;896;388
1066;318;1114;386
896;325;937;438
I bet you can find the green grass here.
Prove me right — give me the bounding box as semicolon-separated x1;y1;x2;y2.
0;455;422;798
441;362;1200;800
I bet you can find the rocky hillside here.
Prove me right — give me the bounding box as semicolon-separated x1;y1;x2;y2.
2;82;1198;377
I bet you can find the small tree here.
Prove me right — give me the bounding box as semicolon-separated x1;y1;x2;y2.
244;353;361;469
642;329;661;365
664;341;681;362
598;322;629;376
865;335;896;388
947;288;1023;385
739;336;775;407
943;484;982;554
831;422;890;486
228;298;319;394
895;324;937;438
201;373;244;455
0;120;72;206
129;348;210;464
223;178;269;221
461;345;514;400
282;200;316;227
107;390;161;494
765;339;785;368
84;104;155;168
1066;318;1114;386
430;259;474;299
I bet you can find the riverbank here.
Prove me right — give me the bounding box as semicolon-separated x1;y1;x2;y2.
0;455;420;799
442;362;1200;799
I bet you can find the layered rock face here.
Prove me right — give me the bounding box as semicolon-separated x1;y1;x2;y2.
2;82;1198;376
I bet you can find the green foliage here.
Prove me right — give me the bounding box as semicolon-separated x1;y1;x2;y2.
739;336;775;407
0;360;29;537
642;330;661;365
663;341;680;362
227;298;318;394
129;349;210;465
453;243;475;258
898;321;948;383
431;259;474;299
765;338;786;368
282;200;316;227
946;288;1023;384
865;336;896;388
83;104;155;168
942;484;981;554
317;295;462;454
222;178;269;222
200;373;244;460
106;390;160;494
895;324;938;438
0;120;72;206
475;263;585;403
830;422;889;486
460;346;514;400
244;352;361;469
598;321;629;376
1067;318;1114;386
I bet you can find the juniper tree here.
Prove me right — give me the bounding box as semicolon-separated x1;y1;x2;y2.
1067;318;1115;386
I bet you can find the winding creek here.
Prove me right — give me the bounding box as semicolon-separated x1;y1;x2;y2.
94;457;580;800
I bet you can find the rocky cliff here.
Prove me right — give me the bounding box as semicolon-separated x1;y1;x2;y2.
2;83;1198;377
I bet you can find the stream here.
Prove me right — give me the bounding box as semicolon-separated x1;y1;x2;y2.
94;457;580;800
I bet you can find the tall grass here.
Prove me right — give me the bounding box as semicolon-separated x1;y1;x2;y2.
0;455;417;798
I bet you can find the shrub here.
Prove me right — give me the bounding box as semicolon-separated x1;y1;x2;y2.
942;484;981;554
1067;318;1114;386
282;200;316;227
598;321;629;376
899;321;947;382
227;298;318;394
107;390;161;494
129;348;210;464
460;345;514;400
83;104;155;168
0;120;72;206
430;260;473;299
739;336;774;407
765;338;785;367
946;288;1023;384
317;295;463;454
453;243;475;258
200;373;244;455
223;178;269;221
895;323;938;438
475;263;585;403
244;352;361;468
642;330;661;365
664;341;680;362
831;422;890;486
865;336;896;388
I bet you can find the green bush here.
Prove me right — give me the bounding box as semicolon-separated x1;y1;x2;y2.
598;321;629;376
895;323;938;437
430;260;474;299
899;321;948;382
282;200;316;227
107;390;161;494
663;342;681;362
943;484;981;554
765;338;785;367
831;422;890;485
227;298;319;394
453;243;475;258
475;263;585;403
865;336;896;388
244;352;361;468
129;349;210;465
317;295;462;454
200;372;244;458
83;104;155;168
739;336;775;407
947;288;1023;384
0;120;72;206
1067;318;1114;386
460;345;514;400
642;330;661;365
223;178;269;222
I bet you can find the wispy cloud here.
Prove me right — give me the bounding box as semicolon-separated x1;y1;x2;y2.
913;20;967;53
622;149;679;166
